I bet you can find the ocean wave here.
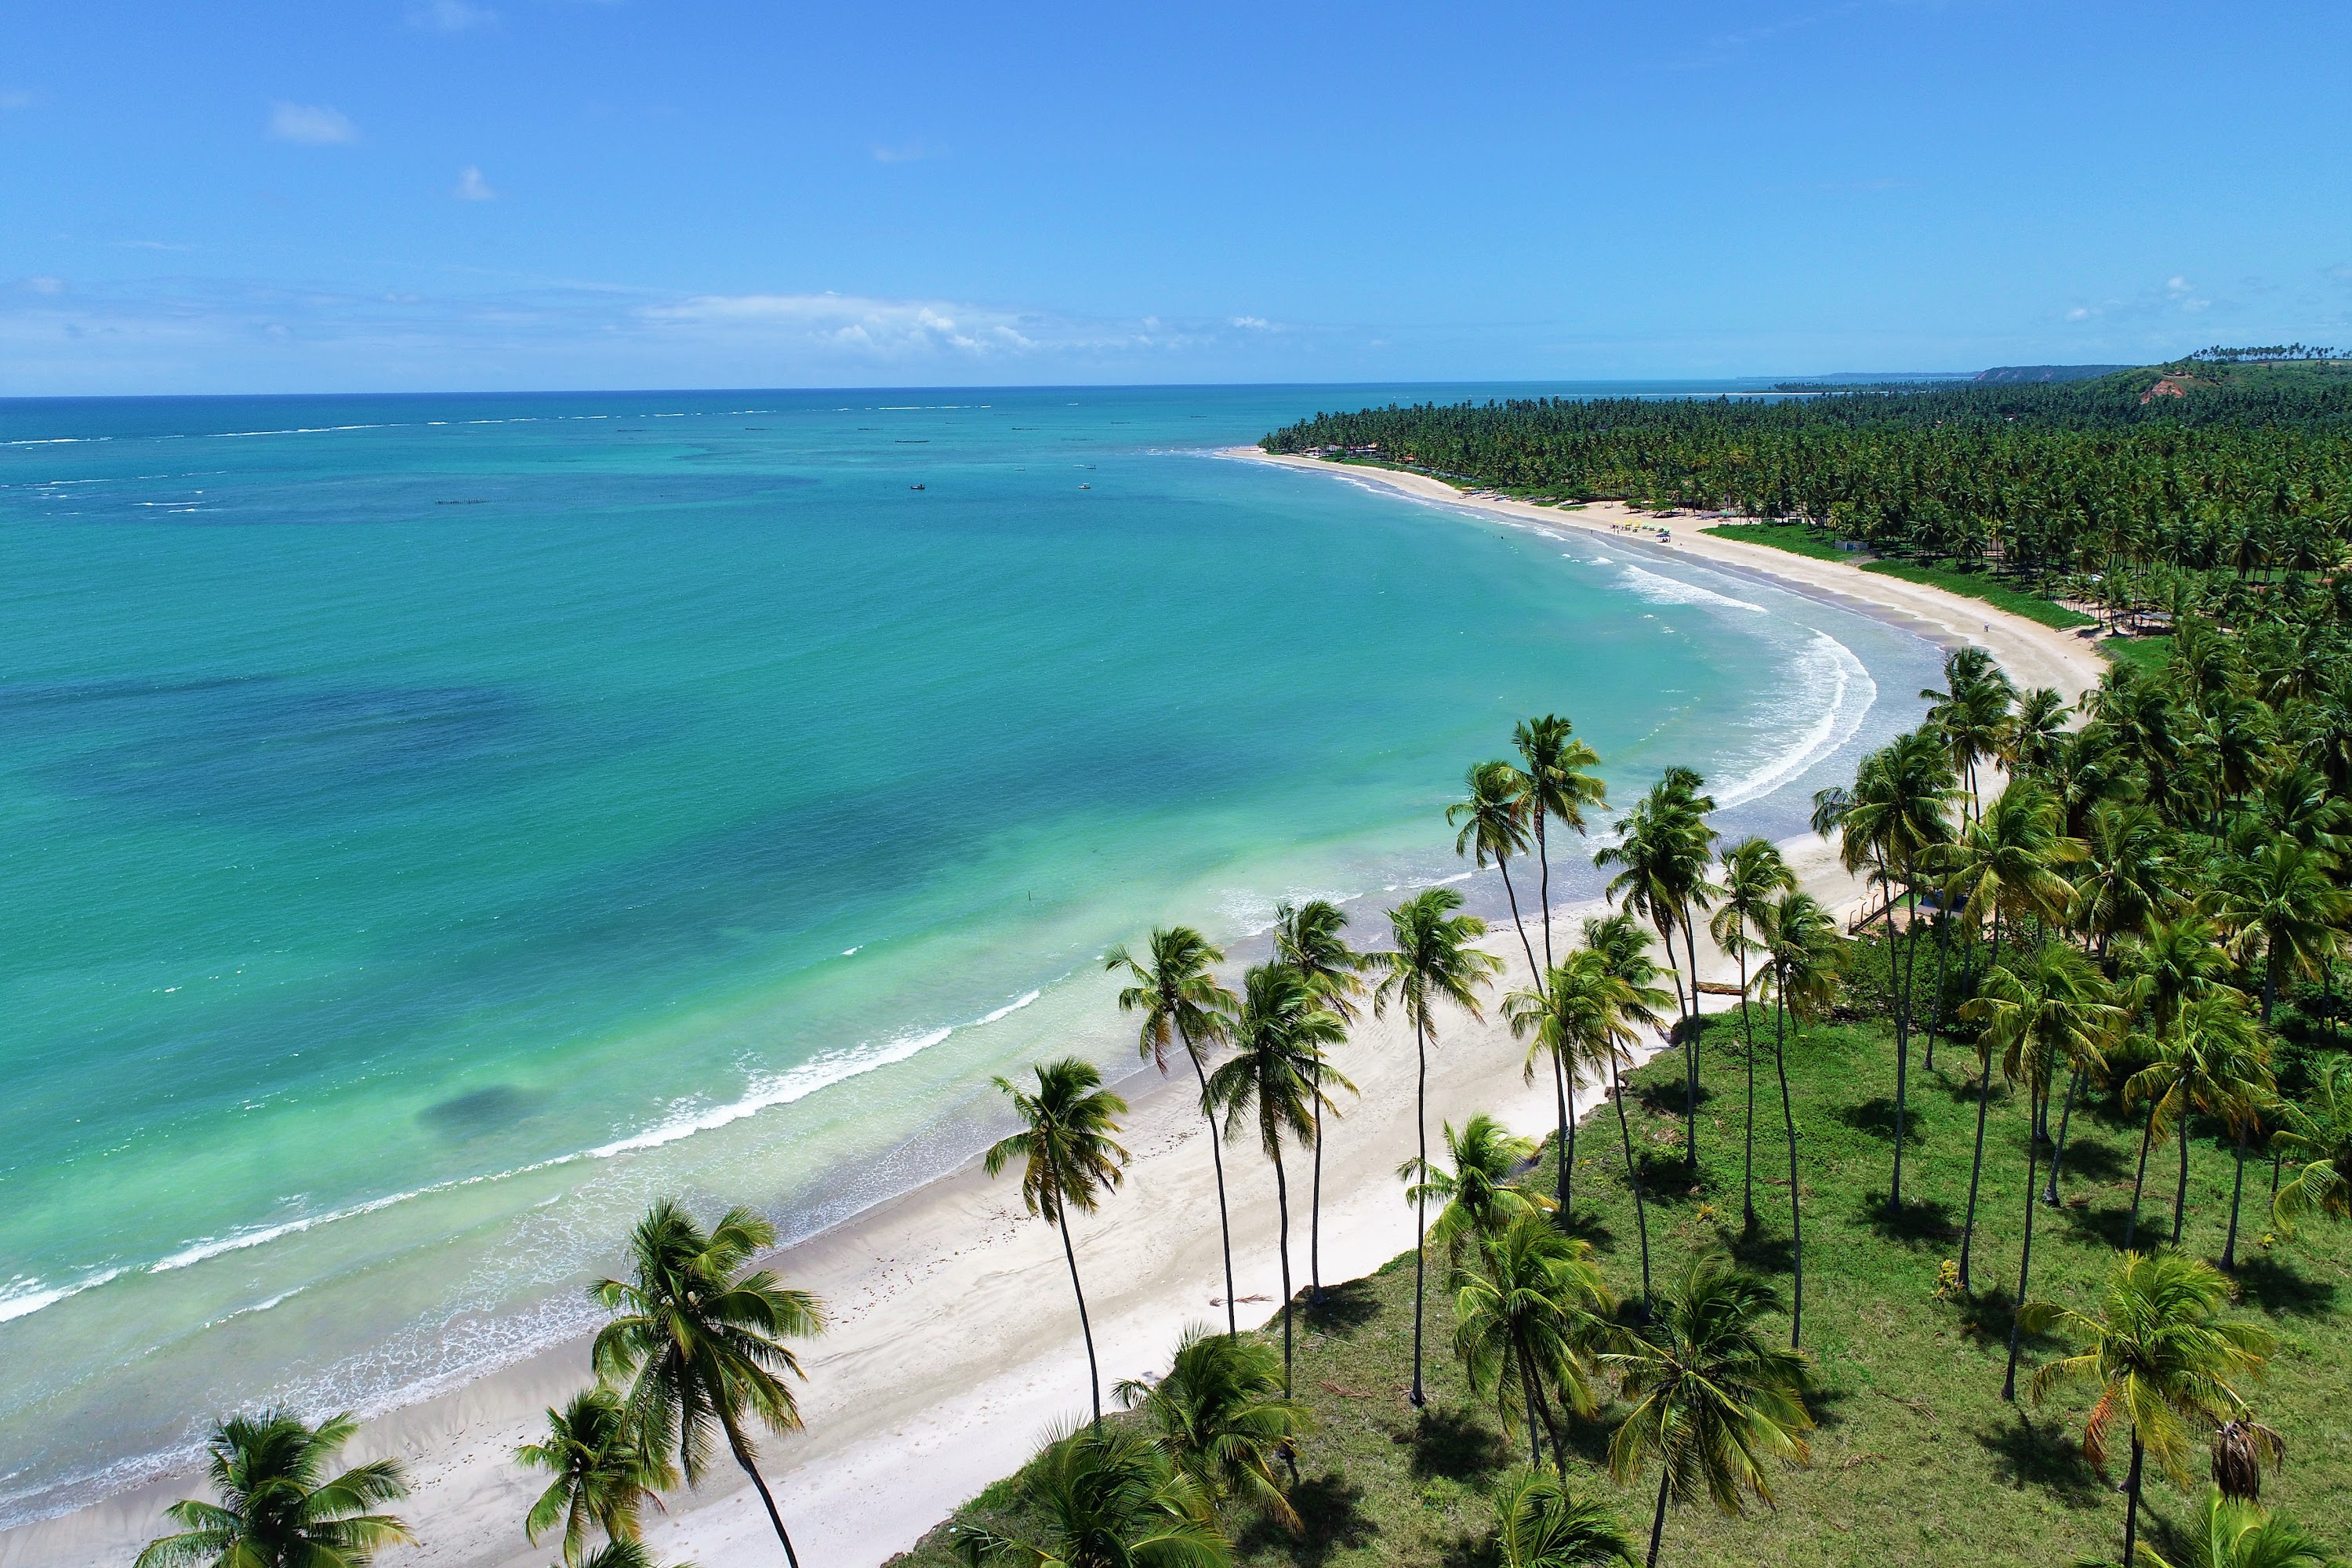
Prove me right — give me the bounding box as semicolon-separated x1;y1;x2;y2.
1614;563;1767;615
1711;630;1877;809
0;1269;125;1325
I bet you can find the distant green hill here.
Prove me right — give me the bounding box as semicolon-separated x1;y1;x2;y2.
1970;363;2131;383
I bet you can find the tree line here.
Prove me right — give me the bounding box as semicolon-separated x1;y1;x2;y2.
134;612;2352;1567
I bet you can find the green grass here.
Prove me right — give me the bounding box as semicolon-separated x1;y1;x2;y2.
1699;522;1860;563
2099;633;2175;676
1857;561;2099;630
890;1008;2352;1568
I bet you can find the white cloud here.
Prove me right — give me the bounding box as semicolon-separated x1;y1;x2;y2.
1231;315;1273;330
870;141;939;164
2064;306;2092;321
270;103;358;145
0;89;37;111
408;0;497;30
453;166;498;201
644;292;1040;355
21;276;64;294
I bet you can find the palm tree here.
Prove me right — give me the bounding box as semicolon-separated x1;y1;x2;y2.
1492;1470;1639;1568
2127;996;2270;1253
1960;945;2123;1400
1208;964;1352;1396
1511;713;1609;975
1374;887;1502;1408
2271;1058;2352;1239
590;1202;826;1568
1452;1214;1612;1471
136;1411;412;1568
1709;837;1795;1227
1752;891;1838;1345
570;1543;696;1568
2070;801;2177;962
1453;758;1543;980
2022;1250;2278;1568
2004;686;2073;777
1596;774;1719;1174
1580;913;1676;1311
2215;835;2348;1025
1114;1324;1311;1530
1504;949;1644;1225
1923;644;2016;823
1108;927;1240;1332
1832;731;1958;1210
517;1387;669;1564
949;1426;1229;1568
1402;1112;1552;1271
984;1060;1132;1428
1274;899;1369;1306
1602;1253;1815;1568
2136;1486;2345;1568
2211;1417;2288;1504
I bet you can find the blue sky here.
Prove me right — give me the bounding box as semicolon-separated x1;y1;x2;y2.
5;1;2348;394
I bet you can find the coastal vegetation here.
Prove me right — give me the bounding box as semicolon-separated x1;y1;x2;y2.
137;395;2352;1567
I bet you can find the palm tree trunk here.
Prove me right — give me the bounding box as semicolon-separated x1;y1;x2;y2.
1535;813;1555;976
2172;1119;2191;1247
1273;1146;1294;1397
1646;1466;1672;1568
1553;1049;1573;1222
1925;911;1949;1073
1056;1204;1102;1427
2041;1065;2080;1206
1889;881;1918;1213
721;1414;801;1568
1682;913;1704;1176
1189;1050;1238;1337
2122;1436;2147;1568
1775;990;1803;1348
1516;1356;1544;1469
2223;1127;2249;1269
2002;1098;2044;1402
1740;956;1757;1229
1500;857;1540;989
2125;1108;2156;1251
1612;1051;1654;1312
1310;1061;1324;1307
1959;1047;1994;1292
1411;1015;1430;1408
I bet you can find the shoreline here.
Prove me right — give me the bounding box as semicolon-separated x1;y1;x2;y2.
2;458;2111;1568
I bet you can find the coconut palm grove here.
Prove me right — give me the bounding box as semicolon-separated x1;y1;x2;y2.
140;361;2352;1568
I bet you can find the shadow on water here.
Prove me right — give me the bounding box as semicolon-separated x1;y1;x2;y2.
418;1083;543;1138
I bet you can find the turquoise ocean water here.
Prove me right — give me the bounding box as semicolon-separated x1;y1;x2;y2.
0;383;1939;1519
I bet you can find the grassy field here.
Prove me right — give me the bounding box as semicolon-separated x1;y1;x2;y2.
890;1005;2352;1568
1698;522;1860;563
1856;561;2099;631
2097;633;2176;677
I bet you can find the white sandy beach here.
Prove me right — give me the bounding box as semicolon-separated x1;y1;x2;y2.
0;458;2111;1568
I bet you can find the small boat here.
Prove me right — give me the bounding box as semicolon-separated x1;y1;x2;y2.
909;483;925;491
1078;484;1091;490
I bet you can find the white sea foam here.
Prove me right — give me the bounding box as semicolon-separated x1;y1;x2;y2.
0;1269;124;1324
1711;630;1878;809
1614;563;1767;615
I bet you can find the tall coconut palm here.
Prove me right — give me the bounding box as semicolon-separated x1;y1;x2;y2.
1374;887;1502;1408
1505;948;1646;1227
1751;891;1838;1345
1961;946;2123;1401
2127;996;2270;1254
2070;801;2178;963
1709;838;1795;1227
2003;686;2073;778
1511;713;1609;975
1491;1469;1639;1568
1923;644;2016;825
1835;731;1959;1210
2273;1059;2352;1239
571;1542;695;1568
1602;1253;1815;1568
1401;1112;1553;1271
985;1060;1131;1428
1108;927;1240;1332
1273;899;1369;1306
1453;1215;1613;1473
591;1203;826;1568
1114;1324;1312;1530
1208;964;1353;1396
2118;920;2245;1250
136;1411;412;1568
1453;758;1543;982
517;1387;670;1565
2022;1250;2277;1568
949;1426;1229;1568
1580;913;1677;1311
2214;834;2348;1026
2137;1486;2345;1568
1596;775;1719;1174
